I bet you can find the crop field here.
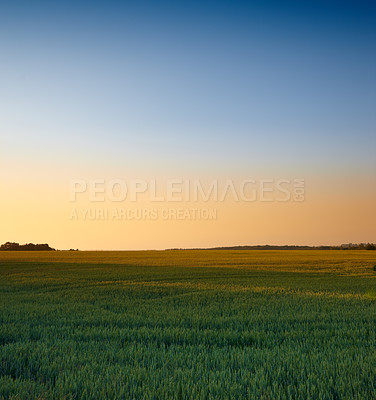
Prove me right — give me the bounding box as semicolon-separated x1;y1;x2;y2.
0;250;375;399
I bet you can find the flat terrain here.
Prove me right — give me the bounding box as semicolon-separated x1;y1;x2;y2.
0;250;375;399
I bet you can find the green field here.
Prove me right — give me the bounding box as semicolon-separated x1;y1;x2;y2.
0;250;375;399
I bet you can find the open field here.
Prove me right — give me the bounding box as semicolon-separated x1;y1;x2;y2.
1;250;375;399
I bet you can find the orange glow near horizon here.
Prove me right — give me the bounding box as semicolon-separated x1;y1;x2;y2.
1;162;375;250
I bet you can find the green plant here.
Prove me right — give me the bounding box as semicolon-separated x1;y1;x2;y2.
1;251;375;399
365;288;376;300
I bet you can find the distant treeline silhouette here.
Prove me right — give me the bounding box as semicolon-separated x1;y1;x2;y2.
170;244;376;251
206;244;376;250
0;242;55;251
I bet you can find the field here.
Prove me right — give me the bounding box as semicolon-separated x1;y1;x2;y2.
0;250;375;399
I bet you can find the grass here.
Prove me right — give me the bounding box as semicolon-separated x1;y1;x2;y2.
0;250;375;399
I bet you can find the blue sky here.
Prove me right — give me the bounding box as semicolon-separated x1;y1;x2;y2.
1;0;375;173
1;0;375;248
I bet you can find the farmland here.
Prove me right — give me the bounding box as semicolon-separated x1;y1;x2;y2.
0;250;375;399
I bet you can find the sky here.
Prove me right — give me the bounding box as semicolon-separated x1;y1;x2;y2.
0;0;375;249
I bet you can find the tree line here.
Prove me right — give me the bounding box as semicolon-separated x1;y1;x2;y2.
0;242;55;251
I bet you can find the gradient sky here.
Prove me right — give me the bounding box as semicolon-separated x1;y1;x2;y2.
1;0;375;249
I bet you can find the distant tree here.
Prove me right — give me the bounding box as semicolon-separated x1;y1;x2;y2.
0;242;20;250
0;242;55;251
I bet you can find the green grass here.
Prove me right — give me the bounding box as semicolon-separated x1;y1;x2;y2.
0;250;375;399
